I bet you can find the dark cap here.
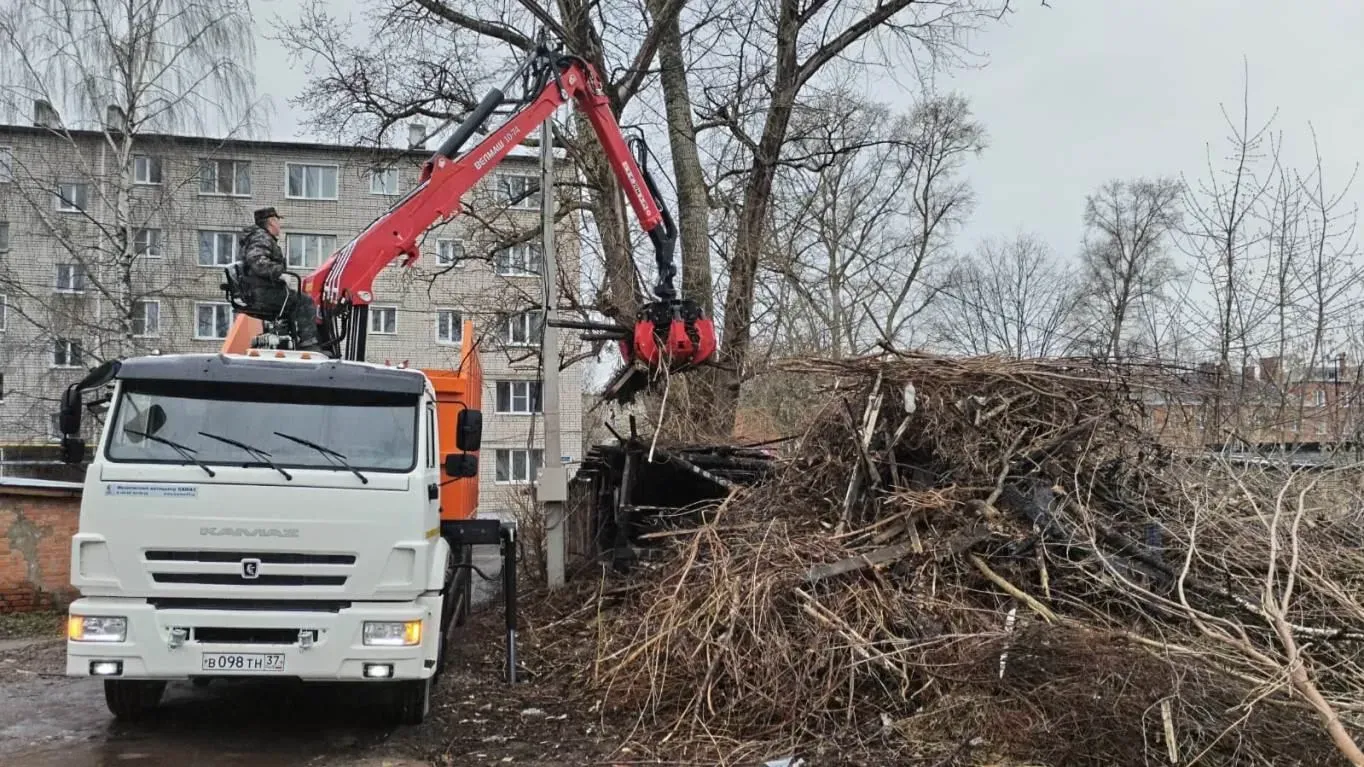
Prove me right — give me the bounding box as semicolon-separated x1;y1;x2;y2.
253;206;282;226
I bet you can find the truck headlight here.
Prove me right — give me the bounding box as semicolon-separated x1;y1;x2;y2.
363;620;422;646
68;615;127;643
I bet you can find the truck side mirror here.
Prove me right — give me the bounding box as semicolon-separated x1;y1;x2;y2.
456;409;482;452
59;387;83;436
444;453;478;478
60;437;86;465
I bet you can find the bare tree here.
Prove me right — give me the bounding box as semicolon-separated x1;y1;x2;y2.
929;232;1078;357
695;0;1014;432
0;0;261;439
1074;177;1183;360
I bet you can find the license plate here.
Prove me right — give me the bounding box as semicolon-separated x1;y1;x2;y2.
201;652;285;672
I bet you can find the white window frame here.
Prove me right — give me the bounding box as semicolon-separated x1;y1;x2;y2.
48;413;63;442
495;380;542;415
494;448;544;485
0;293;7;331
52;338;82;368
194;302;232;340
133;227;162;258
0;146;12;183
197;230;238;267
55;263;85;293
370;167;399;195
436;239;464;267
198;158;251;196
285;163;339;201
369;306;397;335
131;299;160;337
436;309;462;344
494;242;542;276
502;309;543;347
133;155;163;185
497;173;540;210
55;181;89;212
285;232;337;270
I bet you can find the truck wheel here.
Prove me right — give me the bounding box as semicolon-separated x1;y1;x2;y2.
390;677;431;726
104;680;166;721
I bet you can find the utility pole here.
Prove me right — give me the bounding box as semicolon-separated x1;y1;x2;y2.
536;114;568;589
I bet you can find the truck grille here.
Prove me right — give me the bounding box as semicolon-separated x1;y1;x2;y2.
144;549;354;588
195;627;318;645
145;550;355;565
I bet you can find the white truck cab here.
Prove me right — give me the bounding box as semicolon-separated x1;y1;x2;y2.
55;351;512;724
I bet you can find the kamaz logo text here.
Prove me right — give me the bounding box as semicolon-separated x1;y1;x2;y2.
473;127;522;171
200;527;300;538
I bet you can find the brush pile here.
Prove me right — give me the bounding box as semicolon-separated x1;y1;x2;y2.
542;352;1364;765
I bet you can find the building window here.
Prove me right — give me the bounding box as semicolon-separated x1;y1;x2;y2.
495;448;543;484
0;294;6;331
199;158;251;196
437;310;462;344
132;299;160;337
49;413;63;442
55;263;85;293
436;239;463;267
369;306;397;335
370;168;399;195
501;309;542;347
285;233;337;269
55;182;89;212
497;173;540;210
133;155;163;185
197;230;238;267
53;338;82;367
195;302;231;340
495;381;542;414
286;163;338;200
0;373;4;400
0;221;8;251
494;243;542;276
1315;390;1326;407
133;227;161;257
0;146;12;183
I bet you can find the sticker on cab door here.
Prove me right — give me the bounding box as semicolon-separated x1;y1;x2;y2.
105;483;198;498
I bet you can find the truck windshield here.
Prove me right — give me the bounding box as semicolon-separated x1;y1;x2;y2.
104;380;419;473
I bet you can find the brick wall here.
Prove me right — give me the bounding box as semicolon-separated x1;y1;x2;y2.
0;481;80;612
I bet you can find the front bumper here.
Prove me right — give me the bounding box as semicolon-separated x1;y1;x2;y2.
65;596;441;682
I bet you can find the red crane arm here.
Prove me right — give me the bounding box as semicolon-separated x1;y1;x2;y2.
300;53;669;311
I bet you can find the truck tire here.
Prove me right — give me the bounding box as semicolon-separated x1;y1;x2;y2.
390;677;431;726
104;679;166;721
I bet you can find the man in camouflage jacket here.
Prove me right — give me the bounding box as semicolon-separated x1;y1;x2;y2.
238;207;324;352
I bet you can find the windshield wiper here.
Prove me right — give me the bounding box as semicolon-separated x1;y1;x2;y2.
273;431;369;484
126;429;216;477
198;431;293;481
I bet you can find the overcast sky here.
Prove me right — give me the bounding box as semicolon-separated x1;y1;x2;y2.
248;0;1364;273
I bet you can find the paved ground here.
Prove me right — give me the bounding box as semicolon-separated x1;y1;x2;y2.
0;545;508;767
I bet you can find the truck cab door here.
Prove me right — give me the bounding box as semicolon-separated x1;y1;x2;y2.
425;401;441;519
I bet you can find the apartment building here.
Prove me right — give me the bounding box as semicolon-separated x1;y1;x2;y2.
0;106;585;522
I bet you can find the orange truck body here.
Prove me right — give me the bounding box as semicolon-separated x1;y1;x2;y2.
220;314;483;523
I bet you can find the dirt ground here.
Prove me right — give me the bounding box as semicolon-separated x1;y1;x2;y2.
0;598;644;767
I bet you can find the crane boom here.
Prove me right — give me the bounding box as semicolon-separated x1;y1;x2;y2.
292;44;714;372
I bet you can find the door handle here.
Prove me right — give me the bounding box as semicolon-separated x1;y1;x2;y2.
428;483;439;500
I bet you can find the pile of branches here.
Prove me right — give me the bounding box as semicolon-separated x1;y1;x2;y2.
543;352;1364;765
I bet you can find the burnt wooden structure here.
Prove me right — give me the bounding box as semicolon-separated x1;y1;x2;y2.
569;419;779;572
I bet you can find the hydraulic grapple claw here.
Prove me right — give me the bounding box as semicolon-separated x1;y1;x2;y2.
623;298;716;370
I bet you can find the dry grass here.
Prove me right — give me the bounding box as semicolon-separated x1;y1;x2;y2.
535;351;1364;765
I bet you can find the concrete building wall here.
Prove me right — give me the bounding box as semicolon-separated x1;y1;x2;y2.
0;120;584;523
